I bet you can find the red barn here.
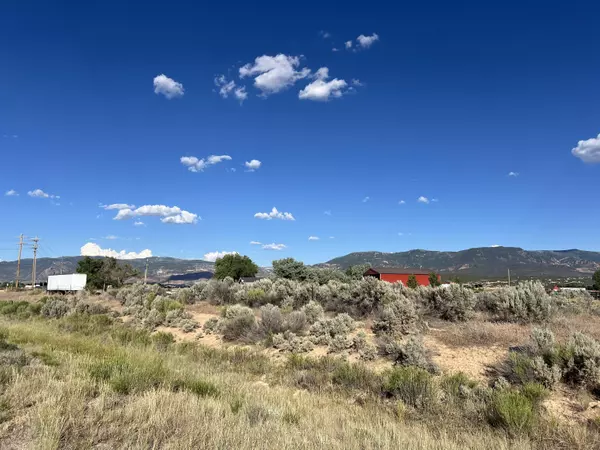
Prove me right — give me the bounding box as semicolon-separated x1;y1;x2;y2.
363;268;439;286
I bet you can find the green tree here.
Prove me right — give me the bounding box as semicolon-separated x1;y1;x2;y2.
594;269;600;290
76;256;137;290
428;272;440;287
407;274;418;289
272;258;307;281
346;264;371;280
214;254;258;280
76;256;105;290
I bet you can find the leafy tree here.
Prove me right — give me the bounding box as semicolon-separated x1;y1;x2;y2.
76;256;137;290
272;258;307;281
594;269;600;291
346;264;371;280
407;274;418;289
428;272;441;287
214;254;258;280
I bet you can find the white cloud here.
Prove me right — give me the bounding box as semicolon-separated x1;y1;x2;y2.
308;236;319;241
113;204;199;224
491;244;501;247
153;74;184;99
4;189;18;196
319;30;331;39
508;172;519;177
240;54;310;95
180;155;232;172
254;207;295;221
332;47;339;52
362;196;370;203
329;236;335;239
398;200;405;205
103;235;118;240
102;203;135;210
134;221;145;227
28;189;59;199
351;79;363;87
80;242;152;260
431;198;439;202
215;75;248;103
357;33;379;48
250;241;262;245
417;196;429;204
262;243;286;250
324;210;332;216
245;159;262;171
345;40;353;49
572;133;600;163
203;251;238;262
299;67;348;101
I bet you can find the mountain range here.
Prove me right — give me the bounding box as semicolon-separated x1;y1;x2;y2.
1;247;599;283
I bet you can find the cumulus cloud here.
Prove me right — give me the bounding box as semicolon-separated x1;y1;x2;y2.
153;74;184;99
240;54;310;95
101;203;135;210
262;243;286;250
571;133;600;163
215;75;248;103
357;33;379;48
417;196;429;204
28;189;59;199
80;242;152;260
5;189;18;196
299;67;348;101
203;251;238;262
308;236;319;241
491;244;501;247
113;204;199;224
351;79;363;86
345;40;353;49
250;241;262;245
180;155;232;172
254;207;295;221
508;172;519;177
245;159;262;171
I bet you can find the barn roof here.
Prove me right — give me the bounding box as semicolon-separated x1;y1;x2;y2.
366;267;433;275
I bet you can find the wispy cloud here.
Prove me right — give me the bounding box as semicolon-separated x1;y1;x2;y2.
134;221;145;227
417;196;429;204
362;196;370;203
398;200;405;205
103;235;119;240
250;241;262;245
4;189;18;197
319;30;331;39
153;74;184;99
180;155;232;172
101;203;135;210
308;236;320;241
262;243;286;250
254;207;295;221
214;75;248;103
508;172;519;177
324;210;332;216
28;189;59;199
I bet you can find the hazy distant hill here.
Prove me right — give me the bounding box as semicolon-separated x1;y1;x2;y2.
0;256;215;283
324;247;600;278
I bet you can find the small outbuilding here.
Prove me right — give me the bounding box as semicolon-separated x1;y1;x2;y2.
238;277;263;284
363;268;438;286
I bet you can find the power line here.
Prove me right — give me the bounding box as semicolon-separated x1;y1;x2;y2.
15;234;24;289
31;237;39;288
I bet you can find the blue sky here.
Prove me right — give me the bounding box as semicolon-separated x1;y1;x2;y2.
1;0;599;266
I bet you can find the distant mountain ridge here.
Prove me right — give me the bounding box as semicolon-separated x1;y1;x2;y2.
324;247;600;278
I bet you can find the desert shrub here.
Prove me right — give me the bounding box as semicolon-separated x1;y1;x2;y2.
351;332;378;360
203;317;220;334
246;289;267;307
175;288;195;304
272;331;314;353
152;331;175;350
382;366;437;409
487;390;535;434
378;335;438;373
482;281;553;323
200;279;237;305
285;311;307;334
309;313;355;345
348;277;400;316
221;305;258;342
260;304;285;334
562;332;600;388
431;284;476;321
178;319;198;333
372;298;419;337
40;298;70;318
529;327;556;355
143;309;165;329
520;382;549;406
74;302;109;315
301;300;324;324
440;372;478;400
328;334;353;353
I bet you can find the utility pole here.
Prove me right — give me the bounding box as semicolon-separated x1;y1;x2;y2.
144;258;149;284
31;236;39;289
508;268;511;286
15;234;24;290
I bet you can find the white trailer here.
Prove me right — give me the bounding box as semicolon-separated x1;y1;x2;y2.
47;274;87;292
